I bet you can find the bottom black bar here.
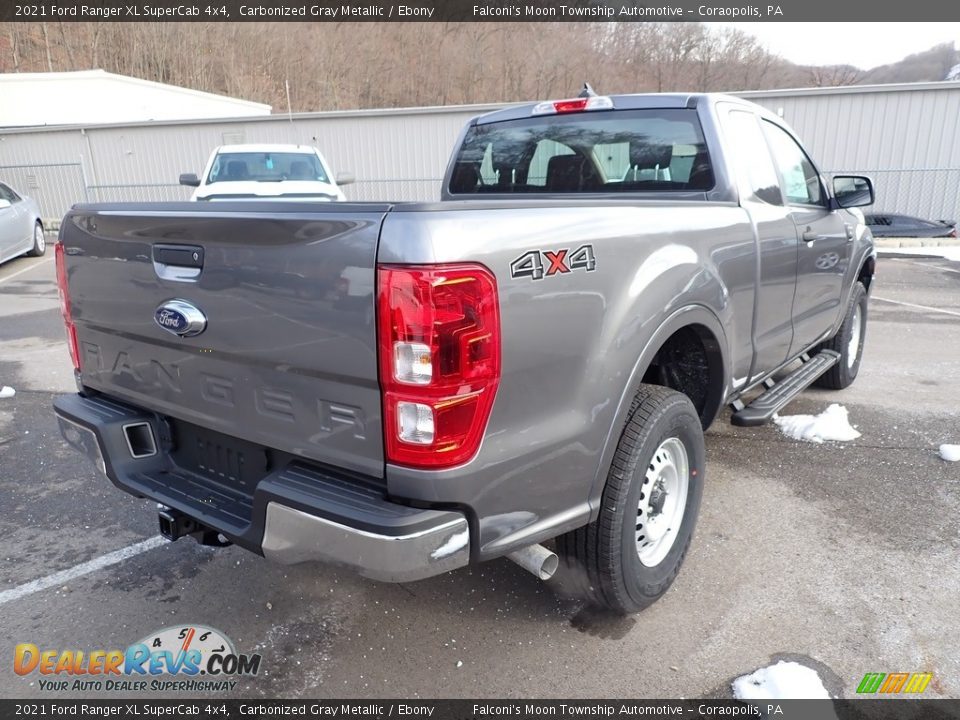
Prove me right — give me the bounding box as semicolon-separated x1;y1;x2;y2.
2;699;960;720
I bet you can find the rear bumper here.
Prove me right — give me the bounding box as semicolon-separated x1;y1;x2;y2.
53;392;470;582
261;503;469;582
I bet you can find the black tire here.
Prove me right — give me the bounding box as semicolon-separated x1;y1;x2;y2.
814;281;867;390
555;384;705;614
27;222;46;257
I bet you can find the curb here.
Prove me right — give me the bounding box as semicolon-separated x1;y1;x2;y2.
872;237;957;248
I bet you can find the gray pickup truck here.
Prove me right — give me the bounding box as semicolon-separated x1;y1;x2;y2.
53;92;875;614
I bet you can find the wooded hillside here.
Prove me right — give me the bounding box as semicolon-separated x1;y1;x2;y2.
2;22;957;111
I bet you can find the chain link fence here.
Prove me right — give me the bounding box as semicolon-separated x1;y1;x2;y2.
4;157;958;225
0;164;442;219
349;178;442;202
79;169;960;214
85;183;193;205
827;168;960;223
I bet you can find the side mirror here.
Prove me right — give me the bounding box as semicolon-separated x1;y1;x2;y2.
335;172;355;187
0;199;11;210
179;173;201;188
832;175;874;209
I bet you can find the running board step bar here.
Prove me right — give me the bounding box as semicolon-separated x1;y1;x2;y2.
731;350;841;427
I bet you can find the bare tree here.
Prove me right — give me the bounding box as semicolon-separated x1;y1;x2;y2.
0;21;952;111
4;24;22;71
809;64;862;87
39;22;52;71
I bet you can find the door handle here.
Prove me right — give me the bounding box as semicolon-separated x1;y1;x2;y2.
801;227;821;243
153;244;204;268
152;244;204;281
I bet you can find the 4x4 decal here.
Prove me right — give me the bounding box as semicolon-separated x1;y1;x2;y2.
510;245;596;281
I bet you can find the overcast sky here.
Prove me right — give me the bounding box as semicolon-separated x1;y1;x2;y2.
713;23;960;69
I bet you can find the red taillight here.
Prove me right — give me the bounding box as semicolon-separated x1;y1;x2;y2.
55;241;80;372
378;263;500;469
950;228;957;238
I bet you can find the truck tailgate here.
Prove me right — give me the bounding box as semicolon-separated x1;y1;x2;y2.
61;202;389;478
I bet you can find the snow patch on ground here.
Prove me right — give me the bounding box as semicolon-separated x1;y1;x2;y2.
0;386;15;399
431;530;468;559
940;444;960;462
877;245;960;262
732;661;831;700
774;404;860;443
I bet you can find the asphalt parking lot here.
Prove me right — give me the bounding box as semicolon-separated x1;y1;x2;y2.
1;246;958;700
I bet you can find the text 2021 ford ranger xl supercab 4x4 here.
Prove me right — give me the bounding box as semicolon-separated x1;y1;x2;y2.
53;92;876;613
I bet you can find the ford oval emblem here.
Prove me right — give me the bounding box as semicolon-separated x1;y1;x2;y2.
154;299;207;338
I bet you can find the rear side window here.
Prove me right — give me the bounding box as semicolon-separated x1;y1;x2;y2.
448;109;714;195
722;110;782;206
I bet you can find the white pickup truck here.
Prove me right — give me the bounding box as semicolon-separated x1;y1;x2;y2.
179;144;354;202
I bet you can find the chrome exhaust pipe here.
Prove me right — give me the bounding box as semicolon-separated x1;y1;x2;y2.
507;544;559;581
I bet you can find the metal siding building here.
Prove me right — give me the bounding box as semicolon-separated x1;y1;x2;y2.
0;104;490;218
0;70;271;127
1;81;959;223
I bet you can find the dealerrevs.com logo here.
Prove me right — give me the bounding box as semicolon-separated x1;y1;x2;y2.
14;625;262;693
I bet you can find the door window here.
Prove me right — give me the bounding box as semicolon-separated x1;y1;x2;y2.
593;141;632;182
0;183;21;203
762;122;825;206
527;139;577;187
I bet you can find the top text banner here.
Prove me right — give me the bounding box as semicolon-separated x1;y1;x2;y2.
3;0;960;22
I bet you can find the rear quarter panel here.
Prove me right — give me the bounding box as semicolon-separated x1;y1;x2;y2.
378;200;755;558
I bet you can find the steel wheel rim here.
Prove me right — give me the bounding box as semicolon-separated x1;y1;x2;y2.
636;437;689;567
847;304;862;369
34;224;45;253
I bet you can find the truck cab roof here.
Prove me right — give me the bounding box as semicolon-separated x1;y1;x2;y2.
213;143;321;154
473;92;774;125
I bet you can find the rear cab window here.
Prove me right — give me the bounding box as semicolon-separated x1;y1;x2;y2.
449;109;714;195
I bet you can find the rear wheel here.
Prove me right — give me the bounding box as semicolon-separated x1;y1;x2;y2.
814;281;867;390
27;222;45;257
555;384;705;614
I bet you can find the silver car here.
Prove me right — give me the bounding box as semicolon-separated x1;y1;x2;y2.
0;181;45;265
